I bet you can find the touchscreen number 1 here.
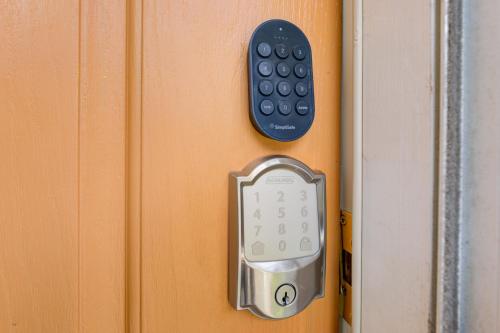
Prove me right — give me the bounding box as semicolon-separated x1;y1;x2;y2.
255;225;262;236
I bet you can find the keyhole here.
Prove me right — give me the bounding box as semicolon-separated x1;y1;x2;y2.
282;291;289;305
275;284;296;307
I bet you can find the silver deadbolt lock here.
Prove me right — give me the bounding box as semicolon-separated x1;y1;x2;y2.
228;156;326;319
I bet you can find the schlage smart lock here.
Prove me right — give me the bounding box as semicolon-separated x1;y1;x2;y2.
228;156;326;319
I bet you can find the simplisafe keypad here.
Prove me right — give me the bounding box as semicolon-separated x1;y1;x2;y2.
248;20;315;141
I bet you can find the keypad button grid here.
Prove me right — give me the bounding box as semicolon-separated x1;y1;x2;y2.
248;19;315;141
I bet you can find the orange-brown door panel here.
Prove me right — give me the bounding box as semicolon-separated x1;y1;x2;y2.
0;1;126;332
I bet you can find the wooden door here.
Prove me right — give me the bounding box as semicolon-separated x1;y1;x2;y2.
0;1;126;332
1;0;341;332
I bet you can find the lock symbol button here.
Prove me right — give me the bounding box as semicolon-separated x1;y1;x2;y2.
300;237;312;251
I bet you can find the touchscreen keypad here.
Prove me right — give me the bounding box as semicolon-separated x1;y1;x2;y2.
242;168;320;262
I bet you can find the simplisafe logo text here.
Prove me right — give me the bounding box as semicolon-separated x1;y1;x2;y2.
269;123;296;130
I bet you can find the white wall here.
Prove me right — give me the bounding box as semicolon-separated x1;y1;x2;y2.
344;0;500;331
359;0;436;331
462;0;500;330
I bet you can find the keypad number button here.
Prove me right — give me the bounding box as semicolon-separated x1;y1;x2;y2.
278;223;286;235
275;44;289;59
255;225;262;236
258;61;273;77
257;42;272;57
277;81;292;96
278;101;292;115
301;206;308;217
259;80;274;96
277;62;291;77
300;190;307;201
294;63;307;78
295;82;308;97
293;45;307;60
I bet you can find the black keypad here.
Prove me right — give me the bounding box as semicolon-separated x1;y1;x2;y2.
248;19;315;141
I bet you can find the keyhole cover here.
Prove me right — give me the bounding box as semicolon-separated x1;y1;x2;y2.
275;284;296;306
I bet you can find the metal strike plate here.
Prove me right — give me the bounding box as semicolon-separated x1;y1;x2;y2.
228;156;326;319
